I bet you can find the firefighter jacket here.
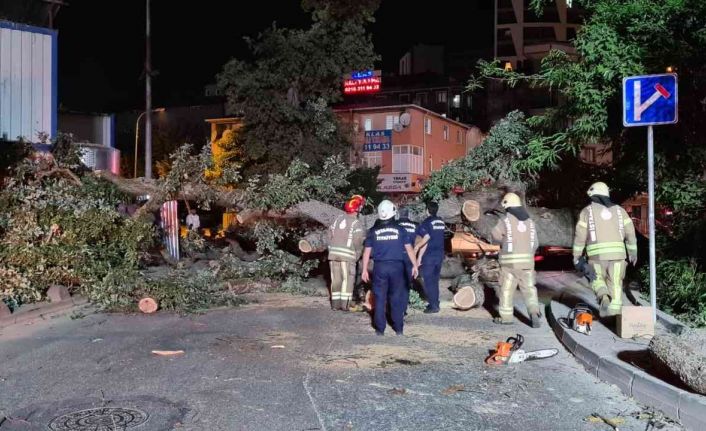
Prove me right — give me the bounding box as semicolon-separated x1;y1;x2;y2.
328;214;366;262
573;203;637;262
491;212;538;270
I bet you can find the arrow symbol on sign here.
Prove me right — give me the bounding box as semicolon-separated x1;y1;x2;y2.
634;81;671;121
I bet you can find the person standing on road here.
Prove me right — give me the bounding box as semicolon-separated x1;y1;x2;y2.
327;195;366;311
397;207;419;312
414;201;446;314
490;193;542;327
362;200;418;335
572;182;637;317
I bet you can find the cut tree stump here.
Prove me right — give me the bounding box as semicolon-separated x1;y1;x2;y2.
139;297;159;314
47;285;71;303
451;274;485;310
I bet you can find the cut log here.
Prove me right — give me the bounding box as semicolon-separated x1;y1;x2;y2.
451;274;485;310
298;230;329;253
139;297;159;314
649;329;706;395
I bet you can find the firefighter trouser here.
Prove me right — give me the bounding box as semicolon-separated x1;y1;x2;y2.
498;267;539;322
330;260;356;310
590;260;626;315
402;258;414;312
421;260;442;310
372;261;406;334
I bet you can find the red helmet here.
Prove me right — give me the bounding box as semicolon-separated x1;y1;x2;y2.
344;195;365;214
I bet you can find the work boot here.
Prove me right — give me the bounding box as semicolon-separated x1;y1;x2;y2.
598;295;611;318
493;317;513;325
531;313;542;328
423;307;440;314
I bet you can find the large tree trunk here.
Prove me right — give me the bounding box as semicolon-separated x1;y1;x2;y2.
649;329;706;395
98;172;574;248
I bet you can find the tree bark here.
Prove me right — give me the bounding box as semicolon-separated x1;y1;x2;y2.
649;329;706;395
298;229;329;253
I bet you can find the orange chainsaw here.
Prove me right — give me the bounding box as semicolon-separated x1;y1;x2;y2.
563;304;594;335
486;334;558;365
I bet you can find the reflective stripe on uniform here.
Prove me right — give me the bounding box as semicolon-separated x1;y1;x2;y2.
340;261;349;294
328;246;356;259
577;221;587;228
573;245;584;254
626;243;637;251
331;292;342;299
499;253;533;264
609;261;623;311
624;218;633;226
586;242;625;256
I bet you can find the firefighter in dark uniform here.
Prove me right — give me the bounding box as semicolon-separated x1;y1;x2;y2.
414;201;446;313
397;207;419;311
362;200;419;335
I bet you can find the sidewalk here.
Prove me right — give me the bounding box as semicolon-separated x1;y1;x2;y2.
537;272;706;430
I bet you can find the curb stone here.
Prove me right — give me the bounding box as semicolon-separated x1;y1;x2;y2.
0;296;89;329
548;300;706;430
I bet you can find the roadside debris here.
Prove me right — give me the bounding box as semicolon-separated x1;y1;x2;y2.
585;414;624;430
139;297;159;314
387;387;406;396
441;384;466;395
151;350;185;356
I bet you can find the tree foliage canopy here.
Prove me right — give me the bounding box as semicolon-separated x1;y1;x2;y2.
217;0;380;176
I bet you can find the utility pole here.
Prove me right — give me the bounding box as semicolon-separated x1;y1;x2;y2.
144;0;153;179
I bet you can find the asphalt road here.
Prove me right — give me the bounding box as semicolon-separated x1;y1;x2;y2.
0;273;682;431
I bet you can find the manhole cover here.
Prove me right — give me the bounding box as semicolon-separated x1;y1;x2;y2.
48;407;149;431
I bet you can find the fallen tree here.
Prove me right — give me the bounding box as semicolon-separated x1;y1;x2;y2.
649;328;706;395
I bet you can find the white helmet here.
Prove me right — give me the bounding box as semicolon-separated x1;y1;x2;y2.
587;182;610;197
377;200;397;221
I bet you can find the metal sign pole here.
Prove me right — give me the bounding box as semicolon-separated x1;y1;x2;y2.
647;125;657;322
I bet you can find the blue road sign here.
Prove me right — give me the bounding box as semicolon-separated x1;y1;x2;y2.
623;74;678;127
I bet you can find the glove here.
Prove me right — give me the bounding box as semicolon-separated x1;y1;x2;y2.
629;254;638;266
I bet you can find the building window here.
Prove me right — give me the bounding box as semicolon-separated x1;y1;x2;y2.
581;147;596;163
443;125;449;141
424;118;432;135
393;145;423;174
399;93;410;103
415;92;428;105
452;94;461;108
386;115;400;130
436;91;447;103
364;117;372;132
363;151;382;168
456;130;462;144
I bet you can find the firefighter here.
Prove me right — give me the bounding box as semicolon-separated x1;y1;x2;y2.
490;193;542;327
414;201;446;313
361;200;418;335
397;207;419;310
327;195;366;311
573;182;637;317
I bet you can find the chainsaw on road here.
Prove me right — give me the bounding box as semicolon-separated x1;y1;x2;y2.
485;334;558;365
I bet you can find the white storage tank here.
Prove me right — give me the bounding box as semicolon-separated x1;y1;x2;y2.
0;20;57;142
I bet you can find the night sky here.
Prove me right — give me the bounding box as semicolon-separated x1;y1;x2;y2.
54;0;493;113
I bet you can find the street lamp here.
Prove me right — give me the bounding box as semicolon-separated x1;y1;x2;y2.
134;108;165;178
